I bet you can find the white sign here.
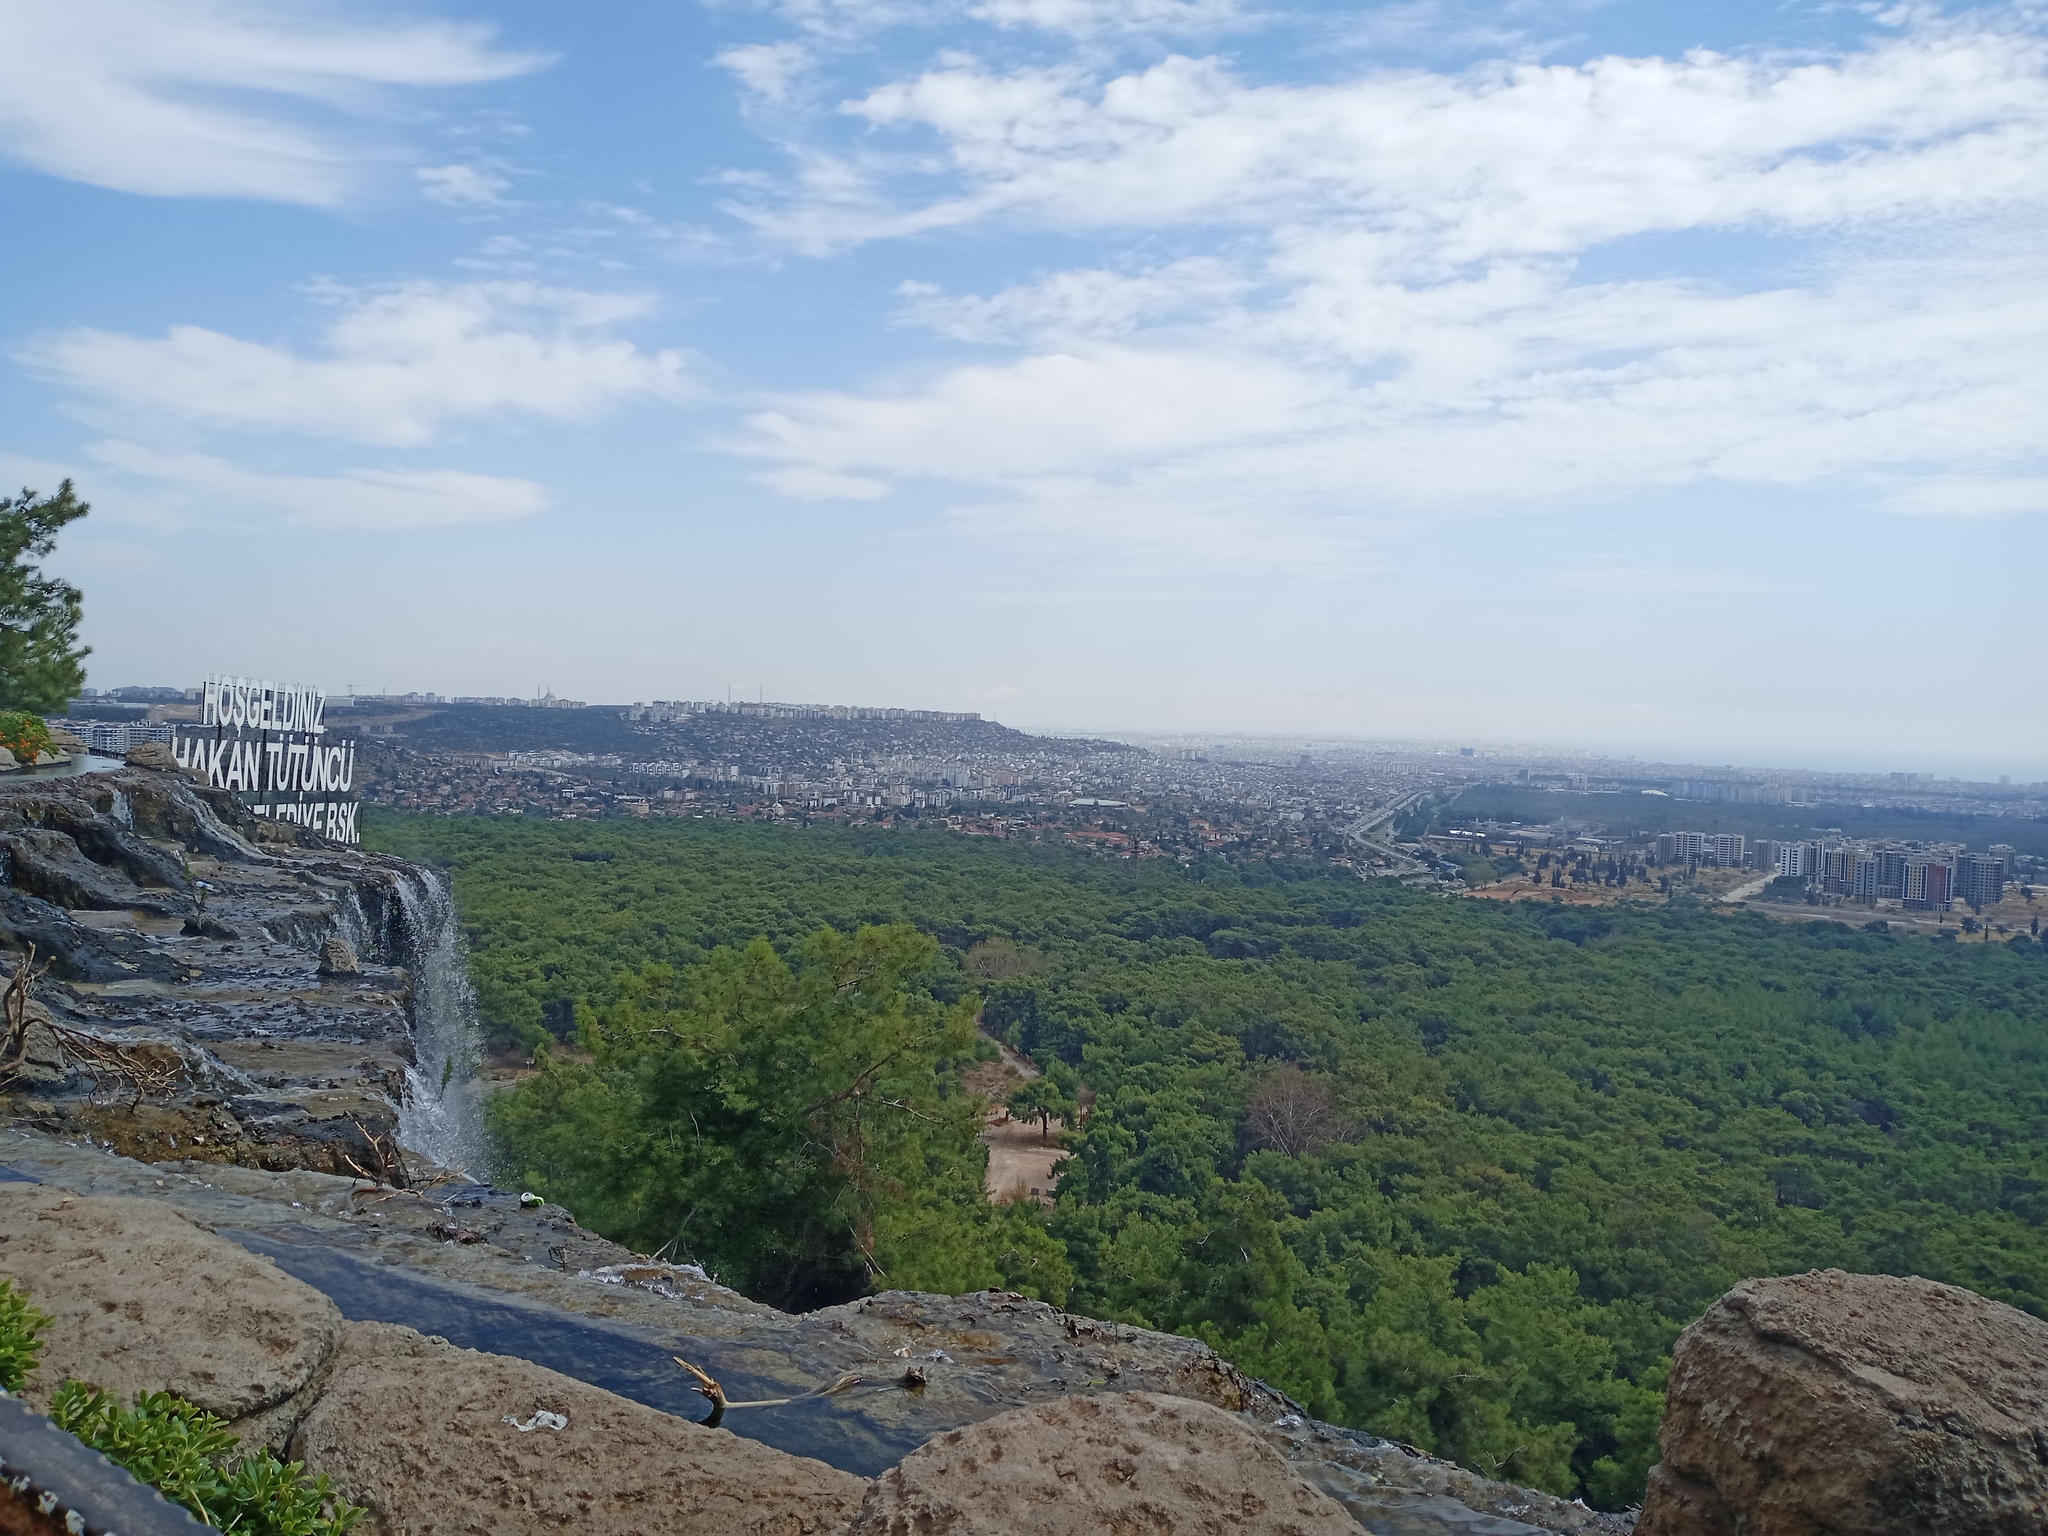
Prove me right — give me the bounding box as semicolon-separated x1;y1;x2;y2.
200;676;328;735
173;674;361;845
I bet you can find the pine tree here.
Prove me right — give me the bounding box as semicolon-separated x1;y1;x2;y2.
0;481;89;714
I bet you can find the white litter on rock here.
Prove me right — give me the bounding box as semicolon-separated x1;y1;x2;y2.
503;1410;569;1432
574;1260;714;1299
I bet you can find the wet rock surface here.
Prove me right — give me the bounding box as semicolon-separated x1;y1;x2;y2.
297;1321;868;1536
0;1184;343;1448
0;766;444;1177
1639;1268;2048;1536
850;1390;1359;1536
0;1133;1628;1535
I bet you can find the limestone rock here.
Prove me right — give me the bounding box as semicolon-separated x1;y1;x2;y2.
124;740;179;772
0;769;431;1178
0;828;185;916
317;936;361;976
1639;1269;2048;1536
850;1391;1358;1536
0;1187;342;1444
293;1321;867;1536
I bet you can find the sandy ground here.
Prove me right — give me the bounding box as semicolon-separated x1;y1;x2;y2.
966;1031;1075;1205
982;1109;1071;1206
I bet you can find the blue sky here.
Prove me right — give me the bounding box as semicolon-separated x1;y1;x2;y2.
3;0;2045;776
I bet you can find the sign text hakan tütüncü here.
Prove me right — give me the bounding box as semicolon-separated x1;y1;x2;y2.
172;675;360;843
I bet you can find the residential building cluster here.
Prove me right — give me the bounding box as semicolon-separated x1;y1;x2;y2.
1760;841;2010;910
1651;829;2012;910
626;699;982;724
364;691;587;709
1653;831;1752;867
69;720;177;754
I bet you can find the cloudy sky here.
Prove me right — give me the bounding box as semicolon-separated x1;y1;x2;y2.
3;0;2044;774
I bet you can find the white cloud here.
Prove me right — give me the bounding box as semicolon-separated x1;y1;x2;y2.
0;0;543;204
755;247;2048;550
736;19;2048;252
968;0;1243;38
759;467;892;501
1884;476;2048;517
20;282;692;448
744;0;1240;44
735;13;2048;560
896;258;1249;342
718;42;817;106
746;344;1325;480
91;441;548;529
417;164;511;205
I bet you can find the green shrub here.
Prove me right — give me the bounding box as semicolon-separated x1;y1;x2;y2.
0;1277;50;1392
50;1383;362;1536
0;711;53;765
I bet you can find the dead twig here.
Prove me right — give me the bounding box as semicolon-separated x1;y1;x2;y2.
1;944;185;1104
343;1115;412;1188
45;1023;183;1103
672;1357;729;1429
0;946;50;1089
670;1357;866;1429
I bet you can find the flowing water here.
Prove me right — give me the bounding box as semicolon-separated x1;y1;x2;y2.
389;869;489;1177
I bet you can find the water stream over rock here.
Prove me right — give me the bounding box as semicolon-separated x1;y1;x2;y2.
389;868;487;1176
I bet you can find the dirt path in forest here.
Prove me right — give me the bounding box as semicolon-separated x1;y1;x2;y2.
963;1027;1074;1205
981;1109;1071;1205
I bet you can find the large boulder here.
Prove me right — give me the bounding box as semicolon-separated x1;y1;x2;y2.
1639;1269;2048;1536
124;741;180;772
293;1321;867;1536
850;1390;1358;1536
0;1187;343;1447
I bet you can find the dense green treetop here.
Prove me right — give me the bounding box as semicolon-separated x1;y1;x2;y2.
367;810;2048;1507
0;481;89;716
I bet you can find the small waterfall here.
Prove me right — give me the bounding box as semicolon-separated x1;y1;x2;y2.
333;886;374;960
390;868;488;1177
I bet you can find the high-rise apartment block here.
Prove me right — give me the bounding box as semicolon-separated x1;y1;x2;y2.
1954;853;2007;909
1654;830;1745;867
1904;859;1952;910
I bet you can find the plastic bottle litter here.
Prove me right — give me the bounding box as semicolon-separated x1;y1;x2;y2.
503;1410;569;1432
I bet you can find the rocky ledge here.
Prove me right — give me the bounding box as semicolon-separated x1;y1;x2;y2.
0;1134;1627;1536
10;1169;2044;1536
0;760;462;1179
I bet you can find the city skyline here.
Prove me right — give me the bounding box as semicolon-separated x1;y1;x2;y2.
72;679;2048;791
